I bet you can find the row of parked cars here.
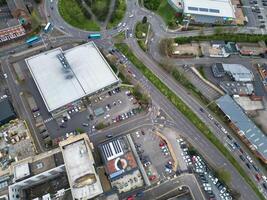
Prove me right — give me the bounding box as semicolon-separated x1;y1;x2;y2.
192;155;232;200
250;0;266;28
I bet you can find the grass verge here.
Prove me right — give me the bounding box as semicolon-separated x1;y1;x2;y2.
175;33;267;44
58;0;100;31
115;42;265;200
108;0;126;29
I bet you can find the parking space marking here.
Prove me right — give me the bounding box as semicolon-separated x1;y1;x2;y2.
44;117;53;123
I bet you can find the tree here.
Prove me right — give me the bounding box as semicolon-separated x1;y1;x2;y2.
142;16;147;24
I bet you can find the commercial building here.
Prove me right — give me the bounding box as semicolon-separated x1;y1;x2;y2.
59;134;103;199
25;42;119;117
212;63;254;82
168;0;236;24
99;136;144;193
0;19;26;44
6;134;103;200
216;95;267;164
222;64;254;82
0;99;16;126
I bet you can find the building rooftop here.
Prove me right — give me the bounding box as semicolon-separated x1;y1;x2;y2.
13;163;30;181
25;42;119;112
183;0;235;18
60;134;103;200
0;99;16;126
222;64;254;82
99;137;139;180
216;95;267;160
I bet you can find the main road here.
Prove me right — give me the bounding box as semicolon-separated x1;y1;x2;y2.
0;0;263;199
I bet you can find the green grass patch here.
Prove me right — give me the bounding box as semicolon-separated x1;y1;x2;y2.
108;0;126;28
113;31;126;43
88;0;110;21
115;42;265;200
143;0;181;29
58;0;100;31
135;22;149;39
175;33;267;44
197;66;207;79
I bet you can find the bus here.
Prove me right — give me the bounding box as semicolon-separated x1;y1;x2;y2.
26;36;41;45
88;33;101;39
44;22;52;32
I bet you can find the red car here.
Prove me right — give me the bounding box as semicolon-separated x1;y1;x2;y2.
127;196;134;200
255;174;261;182
159;141;165;147
149;175;156;181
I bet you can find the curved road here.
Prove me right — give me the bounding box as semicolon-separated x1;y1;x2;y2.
0;0;264;199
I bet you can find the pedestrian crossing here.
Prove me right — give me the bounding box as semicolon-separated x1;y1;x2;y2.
44;117;53;123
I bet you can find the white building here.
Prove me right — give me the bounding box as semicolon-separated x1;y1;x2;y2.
169;0;236;24
25;42;119;116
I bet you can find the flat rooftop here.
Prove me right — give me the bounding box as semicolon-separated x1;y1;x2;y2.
222;64;254;82
216;95;267;160
183;0;235;18
26;42;119;112
60;135;103;199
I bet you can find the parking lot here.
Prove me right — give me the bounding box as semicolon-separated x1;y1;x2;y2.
90;88;141;129
131;129;175;183
243;0;267;30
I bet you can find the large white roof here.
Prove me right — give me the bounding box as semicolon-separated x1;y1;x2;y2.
61;137;103;199
183;0;235;18
26;42;119;112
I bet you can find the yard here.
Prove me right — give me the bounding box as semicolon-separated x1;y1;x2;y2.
58;0;100;31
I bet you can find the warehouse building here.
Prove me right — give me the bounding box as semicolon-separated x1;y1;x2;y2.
168;0;236;24
216;95;267;164
212;63;254;82
0;99;16;126
25;42;119;117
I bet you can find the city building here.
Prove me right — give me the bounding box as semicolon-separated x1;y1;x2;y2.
216;95;267;164
99;136;144;193
5;133;103;200
211;63;225;77
25;42;120;117
168;0;236;24
222;64;254;82
0;99;16;126
0;19;26;44
59;134;103;200
212;63;254;81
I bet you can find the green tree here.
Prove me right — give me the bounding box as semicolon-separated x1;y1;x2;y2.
142;16;147;24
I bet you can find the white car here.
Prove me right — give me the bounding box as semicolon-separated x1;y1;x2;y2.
129;14;134;18
117;22;122;27
3;73;7;79
122;22;126;27
165;168;172;173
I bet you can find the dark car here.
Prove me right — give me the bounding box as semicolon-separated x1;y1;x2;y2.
246;163;251;169
106;134;113;138
239;155;245;161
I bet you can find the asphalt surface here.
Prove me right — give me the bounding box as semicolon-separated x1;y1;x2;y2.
0;0;266;199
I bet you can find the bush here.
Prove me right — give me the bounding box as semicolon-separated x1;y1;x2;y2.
175;33;267;44
143;0;161;10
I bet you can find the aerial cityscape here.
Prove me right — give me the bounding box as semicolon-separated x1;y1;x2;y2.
1;0;267;200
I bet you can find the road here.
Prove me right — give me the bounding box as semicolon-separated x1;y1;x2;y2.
0;0;265;199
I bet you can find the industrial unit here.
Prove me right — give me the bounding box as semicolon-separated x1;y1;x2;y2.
25;42;119;117
168;0;236;24
216;95;267;164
